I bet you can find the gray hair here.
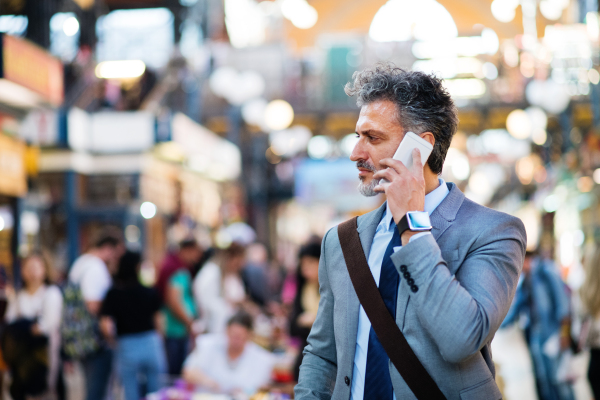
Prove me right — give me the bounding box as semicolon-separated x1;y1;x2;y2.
344;63;458;174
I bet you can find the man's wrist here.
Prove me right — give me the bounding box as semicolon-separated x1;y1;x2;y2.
401;230;422;246
397;211;432;244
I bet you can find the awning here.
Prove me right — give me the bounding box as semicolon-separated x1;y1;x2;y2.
0;34;64;109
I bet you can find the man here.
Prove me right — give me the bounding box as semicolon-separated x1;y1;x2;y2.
68;229;124;400
158;239;202;375
295;64;527;400
182;311;275;395
501;251;574;400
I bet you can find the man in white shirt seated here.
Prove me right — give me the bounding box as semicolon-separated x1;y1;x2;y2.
182;311;275;396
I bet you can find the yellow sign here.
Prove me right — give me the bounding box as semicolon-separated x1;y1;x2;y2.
0;134;26;197
73;0;94;10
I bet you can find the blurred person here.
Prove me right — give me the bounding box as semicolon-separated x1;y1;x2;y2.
4;252;63;399
100;251;166;400
242;243;271;307
289;240;321;381
158;239;202;376
295;65;526;400
580;245;600;398
67;230;123;400
502;251;575;400
194;242;248;334
182;311;275;395
190;246;215;282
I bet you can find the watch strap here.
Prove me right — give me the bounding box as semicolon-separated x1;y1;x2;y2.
397;214;411;235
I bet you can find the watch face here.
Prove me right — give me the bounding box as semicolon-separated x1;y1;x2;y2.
407;212;432;231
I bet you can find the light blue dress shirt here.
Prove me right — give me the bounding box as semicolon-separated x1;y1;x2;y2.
350;179;450;400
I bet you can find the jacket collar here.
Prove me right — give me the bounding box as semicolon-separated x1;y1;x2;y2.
356;202;386;261
355;182;465;246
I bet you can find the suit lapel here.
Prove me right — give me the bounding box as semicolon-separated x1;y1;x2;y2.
356;203;386;259
345;203;386;356
430;182;465;241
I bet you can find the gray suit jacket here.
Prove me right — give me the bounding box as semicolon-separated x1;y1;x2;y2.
295;182;526;400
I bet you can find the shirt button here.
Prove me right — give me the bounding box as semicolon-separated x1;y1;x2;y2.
411;285;419;293
403;271;410;279
407;278;415;285
400;265;408;273
345;376;350;386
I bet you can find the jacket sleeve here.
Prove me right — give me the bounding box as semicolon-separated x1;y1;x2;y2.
391;214;526;363
500;276;526;328
294;228;337;400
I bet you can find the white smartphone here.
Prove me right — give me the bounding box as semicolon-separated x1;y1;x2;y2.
381;132;433;184
393;131;433;168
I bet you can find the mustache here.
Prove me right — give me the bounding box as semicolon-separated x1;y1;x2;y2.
356;160;377;173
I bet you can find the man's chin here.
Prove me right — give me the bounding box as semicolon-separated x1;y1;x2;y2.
358;179;379;197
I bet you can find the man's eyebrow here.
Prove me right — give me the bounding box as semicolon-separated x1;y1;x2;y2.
356;129;387;137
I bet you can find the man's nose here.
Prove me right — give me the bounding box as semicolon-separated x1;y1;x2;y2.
350;139;366;162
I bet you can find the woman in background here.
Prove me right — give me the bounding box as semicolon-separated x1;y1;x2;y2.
194;242;248;333
5;252;63;399
580;245;600;399
100;251;166;400
289;240;321;381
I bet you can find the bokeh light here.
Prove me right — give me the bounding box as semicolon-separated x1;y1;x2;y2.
140;202;157;219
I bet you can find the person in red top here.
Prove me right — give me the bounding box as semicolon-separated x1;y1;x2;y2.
156;239;203;375
156;240;203;301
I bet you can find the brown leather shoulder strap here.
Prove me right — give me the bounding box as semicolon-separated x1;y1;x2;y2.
338;217;446;400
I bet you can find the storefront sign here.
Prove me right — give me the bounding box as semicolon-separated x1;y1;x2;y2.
1;34;64;106
180;170;221;228
171;113;241;181
0;134;26;197
68;108;155;153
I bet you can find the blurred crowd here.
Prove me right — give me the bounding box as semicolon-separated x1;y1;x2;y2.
495;248;600;400
2;223;600;400
0;226;323;400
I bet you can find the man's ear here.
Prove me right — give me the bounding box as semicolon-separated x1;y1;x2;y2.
419;132;435;147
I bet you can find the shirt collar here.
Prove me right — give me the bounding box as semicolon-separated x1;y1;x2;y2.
380;178;449;232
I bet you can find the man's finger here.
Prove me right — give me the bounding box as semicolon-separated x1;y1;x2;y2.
373;180;389;193
373;167;397;181
411;148;424;177
380;158;409;175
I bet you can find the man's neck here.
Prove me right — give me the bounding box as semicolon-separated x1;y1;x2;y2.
88;249;106;264
424;170;440;195
228;347;244;361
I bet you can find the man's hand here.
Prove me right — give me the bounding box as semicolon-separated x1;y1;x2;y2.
373;148;426;225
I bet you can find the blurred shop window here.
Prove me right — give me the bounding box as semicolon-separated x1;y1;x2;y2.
0;15;28;36
96;8;174;70
50;12;79;62
83;175;138;206
224;0;267;48
324;44;361;106
180;19;203;60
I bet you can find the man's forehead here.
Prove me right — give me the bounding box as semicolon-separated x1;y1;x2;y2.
356;100;402;131
359;99;396;114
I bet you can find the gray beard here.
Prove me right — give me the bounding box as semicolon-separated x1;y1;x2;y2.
358;177;379;197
